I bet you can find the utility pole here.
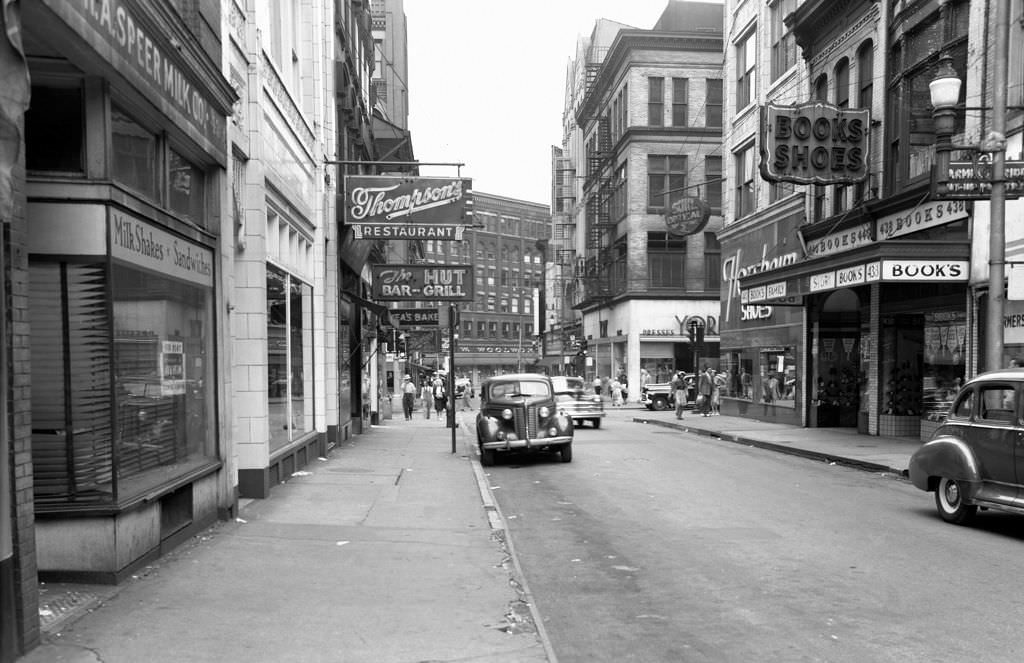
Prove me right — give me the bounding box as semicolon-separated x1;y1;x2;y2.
447;304;457;452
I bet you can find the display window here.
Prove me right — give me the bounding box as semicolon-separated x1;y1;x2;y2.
921;311;967;423
267;266;314;452
30;258;217;507
721;351;754;400
722;348;796;407
760;347;797;408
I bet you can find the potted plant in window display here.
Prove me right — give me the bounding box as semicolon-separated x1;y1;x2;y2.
880;361;922;437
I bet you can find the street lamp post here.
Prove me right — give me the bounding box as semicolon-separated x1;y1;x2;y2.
930;0;1011;372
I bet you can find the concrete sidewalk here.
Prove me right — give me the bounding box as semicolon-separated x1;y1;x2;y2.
19;402;924;663
20;413;551;663
629;405;922;476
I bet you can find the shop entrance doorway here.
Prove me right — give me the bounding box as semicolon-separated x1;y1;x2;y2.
812;289;862;428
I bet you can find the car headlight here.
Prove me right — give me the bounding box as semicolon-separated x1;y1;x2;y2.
539;406;551;418
496;431;506;440
501;408;513;420
548;427;558;437
506;432;518;441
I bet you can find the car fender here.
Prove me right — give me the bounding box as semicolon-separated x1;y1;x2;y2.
477;416;501;442
908;435;980;491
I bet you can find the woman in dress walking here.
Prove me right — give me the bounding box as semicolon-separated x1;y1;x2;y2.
610;379;623;407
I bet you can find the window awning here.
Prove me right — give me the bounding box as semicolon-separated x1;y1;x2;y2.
342;291;397;327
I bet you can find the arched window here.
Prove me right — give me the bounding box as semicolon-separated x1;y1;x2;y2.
834;58;849;108
857;40;873;110
813;74;828;102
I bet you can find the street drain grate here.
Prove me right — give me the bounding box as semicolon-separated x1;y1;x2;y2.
38;588;102;633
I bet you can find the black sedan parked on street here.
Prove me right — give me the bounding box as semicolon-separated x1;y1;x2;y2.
909;369;1024;525
475;373;574;466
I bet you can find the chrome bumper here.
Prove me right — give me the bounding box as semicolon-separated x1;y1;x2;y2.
480;434;573;451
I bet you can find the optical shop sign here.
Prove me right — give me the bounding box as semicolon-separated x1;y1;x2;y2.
109;211;214;287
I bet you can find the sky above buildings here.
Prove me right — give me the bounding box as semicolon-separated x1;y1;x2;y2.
404;0;681;206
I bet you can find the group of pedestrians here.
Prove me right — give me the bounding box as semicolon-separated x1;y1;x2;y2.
399;373;472;421
591;375;626;407
672;365;726;419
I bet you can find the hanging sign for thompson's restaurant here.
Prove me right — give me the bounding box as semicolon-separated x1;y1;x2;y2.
344;175;474;240
760;101;870;185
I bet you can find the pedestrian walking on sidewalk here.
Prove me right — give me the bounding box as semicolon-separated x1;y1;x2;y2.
610;379;623;407
401;375;416;420
672;371;688;420
432;374;447;419
420;379;433;419
698;366;714;416
712;371;726;415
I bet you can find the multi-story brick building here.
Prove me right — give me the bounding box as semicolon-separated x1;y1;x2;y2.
412;192;549;386
561;1;726;392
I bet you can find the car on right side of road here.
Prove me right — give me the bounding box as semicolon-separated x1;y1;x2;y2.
640;374;695;411
909;369;1024;526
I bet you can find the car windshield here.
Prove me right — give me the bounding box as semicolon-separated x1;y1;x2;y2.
551;376;584;392
488;380;551;399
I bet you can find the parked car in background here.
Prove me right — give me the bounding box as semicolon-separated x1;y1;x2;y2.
551;375;605;428
909;369;1024;525
641;374;695;411
475;373;574;466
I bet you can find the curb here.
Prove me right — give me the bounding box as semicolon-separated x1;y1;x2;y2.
464;430;560;663
633;416;909;478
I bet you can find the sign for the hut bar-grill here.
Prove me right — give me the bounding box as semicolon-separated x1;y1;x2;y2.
371;264;474;301
344;175;474;240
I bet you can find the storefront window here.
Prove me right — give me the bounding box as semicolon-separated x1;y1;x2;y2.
26;83;84;173
112;263;216;487
30;258;216;506
112;105;158;201
721;351;754;400
922;311;967;423
168;149;206;228
267;266;313;452
760;347;797;408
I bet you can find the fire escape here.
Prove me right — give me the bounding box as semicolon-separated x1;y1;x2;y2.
578;115;614;307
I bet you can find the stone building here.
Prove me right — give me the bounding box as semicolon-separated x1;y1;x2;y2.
563;1;726;392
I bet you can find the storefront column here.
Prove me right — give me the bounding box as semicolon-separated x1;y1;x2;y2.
867;283;880;435
627;330;641;402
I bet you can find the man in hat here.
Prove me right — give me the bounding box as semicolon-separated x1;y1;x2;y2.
401;374;416;420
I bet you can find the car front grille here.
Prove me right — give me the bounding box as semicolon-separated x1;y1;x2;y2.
513;405;540;438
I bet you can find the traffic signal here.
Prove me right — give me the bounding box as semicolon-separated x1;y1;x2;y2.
687;324;695;345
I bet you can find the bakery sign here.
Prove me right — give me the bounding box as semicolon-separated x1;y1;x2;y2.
759;101;870;185
371;264;474;301
345;175;474;240
391;308;440;326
